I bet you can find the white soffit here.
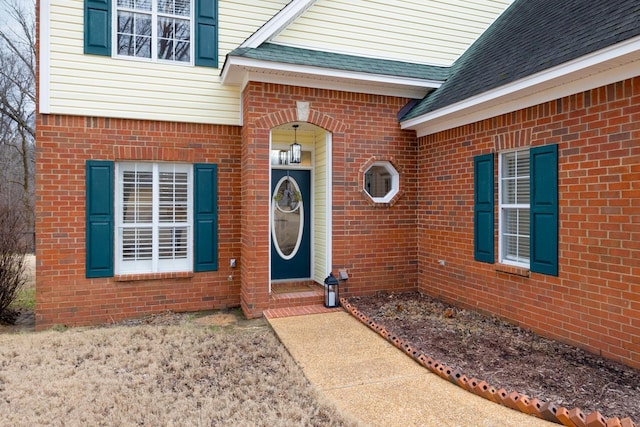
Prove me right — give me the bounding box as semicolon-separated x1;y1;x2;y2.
221;56;442;98
402;36;640;137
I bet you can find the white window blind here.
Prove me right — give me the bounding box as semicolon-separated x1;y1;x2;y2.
158;168;189;260
116;162;192;274
122;166;153;262
500;150;530;266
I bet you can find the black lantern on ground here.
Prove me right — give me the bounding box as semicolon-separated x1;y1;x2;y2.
289;124;302;164
324;272;339;308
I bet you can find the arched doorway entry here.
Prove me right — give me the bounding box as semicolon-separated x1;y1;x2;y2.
269;122;331;285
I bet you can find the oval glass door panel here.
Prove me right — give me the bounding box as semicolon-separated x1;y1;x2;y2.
272;176;304;260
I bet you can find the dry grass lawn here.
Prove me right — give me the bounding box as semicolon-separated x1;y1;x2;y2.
0;319;360;426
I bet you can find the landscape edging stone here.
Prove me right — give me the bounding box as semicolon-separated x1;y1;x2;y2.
340;297;637;427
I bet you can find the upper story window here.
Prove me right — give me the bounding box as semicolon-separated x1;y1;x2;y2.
84;0;218;68
116;0;192;63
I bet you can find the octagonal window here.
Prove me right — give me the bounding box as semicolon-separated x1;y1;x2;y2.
364;161;399;203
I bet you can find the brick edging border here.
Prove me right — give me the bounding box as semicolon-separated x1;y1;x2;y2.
340;298;637;427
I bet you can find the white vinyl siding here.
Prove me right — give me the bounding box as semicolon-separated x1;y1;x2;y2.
44;0;512;122
274;0;514;66
499;149;530;267
313;132;328;285
45;0;287;124
218;1;287;55
116;162;193;275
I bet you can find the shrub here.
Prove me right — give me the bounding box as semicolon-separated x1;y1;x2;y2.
0;206;28;324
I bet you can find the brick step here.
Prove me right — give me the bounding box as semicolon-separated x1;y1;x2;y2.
263;304;343;319
268;283;325;310
264;282;344;319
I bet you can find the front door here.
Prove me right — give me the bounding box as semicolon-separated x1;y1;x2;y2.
271;169;311;280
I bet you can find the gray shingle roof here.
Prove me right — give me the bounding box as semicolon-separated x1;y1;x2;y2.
228;43;451;81
402;0;640;121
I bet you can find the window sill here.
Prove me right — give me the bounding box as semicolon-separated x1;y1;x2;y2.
495;264;530;278
361;189;404;207
114;271;194;282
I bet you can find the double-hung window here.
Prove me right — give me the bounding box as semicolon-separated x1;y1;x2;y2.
116;0;192;63
473;144;558;276
84;0;219;67
86;161;218;278
116;162;192;274
499;150;530;267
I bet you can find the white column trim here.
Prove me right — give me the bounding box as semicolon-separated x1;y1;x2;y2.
39;0;51;114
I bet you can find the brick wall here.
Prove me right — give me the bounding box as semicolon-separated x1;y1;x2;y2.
36;84;420;325
240;83;419;317
35;115;242;329
417;77;640;368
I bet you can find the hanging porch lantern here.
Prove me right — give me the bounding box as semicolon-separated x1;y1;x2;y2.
289;124;302;164
324;272;340;308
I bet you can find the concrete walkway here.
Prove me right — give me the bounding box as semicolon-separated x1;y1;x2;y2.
267;311;556;427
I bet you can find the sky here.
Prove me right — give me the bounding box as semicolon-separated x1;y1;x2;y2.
0;0;33;34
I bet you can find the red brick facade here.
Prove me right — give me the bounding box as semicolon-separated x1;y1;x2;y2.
35;115;242;329
240;83;419;317
35;75;639;367
417;77;640;368
35;83;420;327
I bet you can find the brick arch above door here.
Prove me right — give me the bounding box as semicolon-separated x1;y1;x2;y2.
254;107;348;134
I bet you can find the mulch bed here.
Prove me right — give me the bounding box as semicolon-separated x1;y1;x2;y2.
345;291;640;423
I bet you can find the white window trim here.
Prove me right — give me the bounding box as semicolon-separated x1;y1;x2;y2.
112;0;195;65
498;149;530;269
115;162;194;275
363;161;399;204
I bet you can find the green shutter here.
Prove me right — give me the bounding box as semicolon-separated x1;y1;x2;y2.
86;161;114;278
474;153;495;263
194;164;218;272
530;144;558;276
195;0;218;67
84;0;111;56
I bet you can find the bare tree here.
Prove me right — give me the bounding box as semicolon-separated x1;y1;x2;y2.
0;0;36;250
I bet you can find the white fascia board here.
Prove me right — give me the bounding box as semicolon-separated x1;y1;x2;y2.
38;0;51;114
245;71;434;98
221;56;442;98
402;36;640;137
241;0;318;48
